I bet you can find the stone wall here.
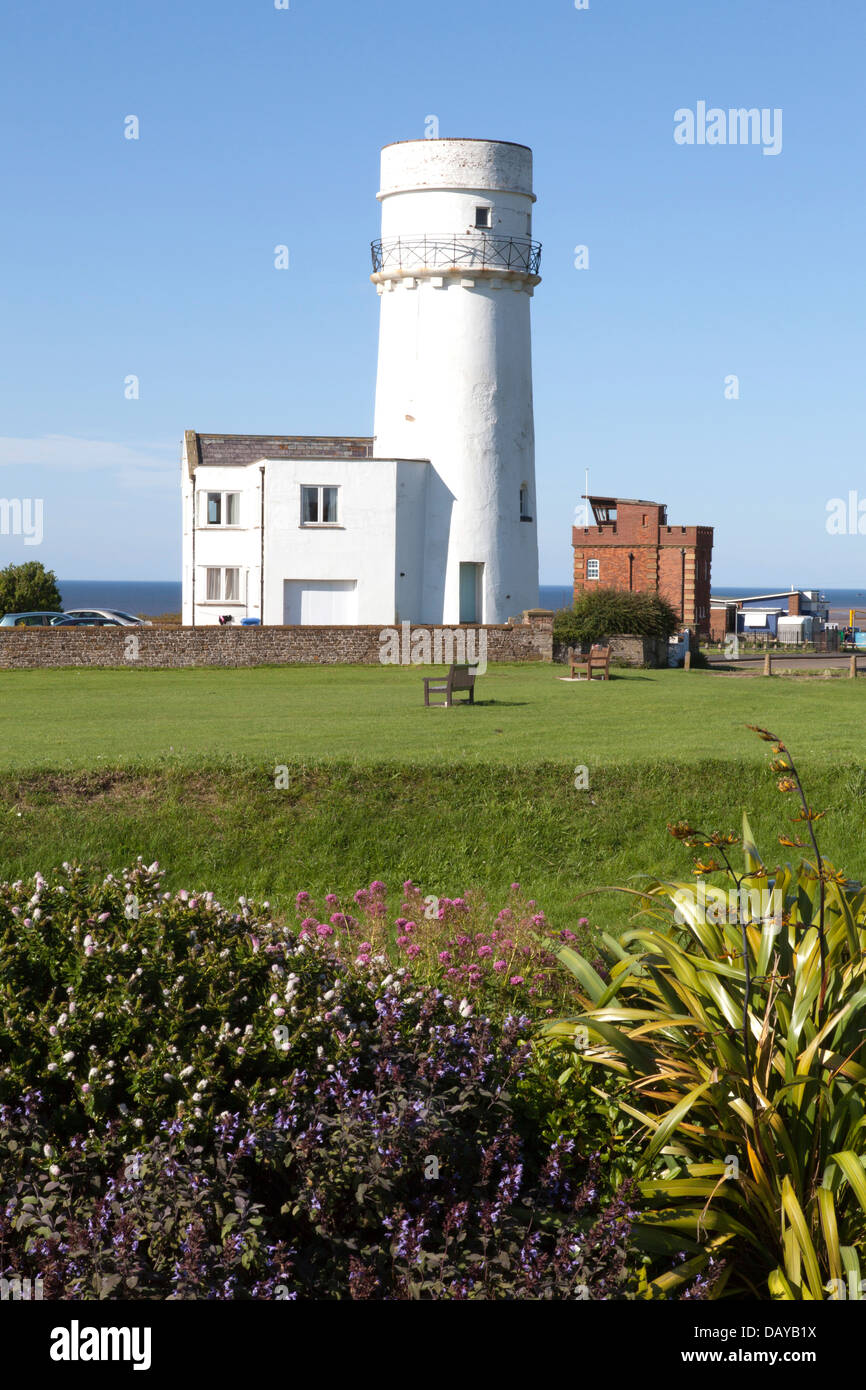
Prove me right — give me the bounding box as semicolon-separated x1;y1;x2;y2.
553;634;669;668
0;612;554;669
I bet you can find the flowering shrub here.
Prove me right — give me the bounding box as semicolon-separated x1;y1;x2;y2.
302;879;595;1014
0;861;643;1299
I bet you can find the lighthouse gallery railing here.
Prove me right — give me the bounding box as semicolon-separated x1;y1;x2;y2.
371;234;542;276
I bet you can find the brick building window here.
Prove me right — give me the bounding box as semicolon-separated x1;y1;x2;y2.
586;559;600;580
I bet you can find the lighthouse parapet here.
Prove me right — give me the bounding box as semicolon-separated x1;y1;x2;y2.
372;137;541;295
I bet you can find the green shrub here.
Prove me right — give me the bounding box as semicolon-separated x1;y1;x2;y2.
554;588;680;648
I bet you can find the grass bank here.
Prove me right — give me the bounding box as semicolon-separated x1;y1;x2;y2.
1;759;863;933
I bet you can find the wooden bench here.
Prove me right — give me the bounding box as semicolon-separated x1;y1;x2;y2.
569;644;611;681
423;663;478;707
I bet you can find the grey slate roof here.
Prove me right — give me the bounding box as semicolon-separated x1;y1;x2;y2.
185;433;374;476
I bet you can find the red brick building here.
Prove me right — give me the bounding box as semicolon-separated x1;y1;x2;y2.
572;496;713;634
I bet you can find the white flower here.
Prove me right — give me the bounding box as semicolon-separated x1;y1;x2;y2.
192;1092;202;1102
180;1065;194;1078
62;1051;75;1063
49;1165;60;1178
458;999;473;1019
43;1144;55;1159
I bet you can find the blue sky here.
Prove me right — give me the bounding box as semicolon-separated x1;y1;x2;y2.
0;0;863;585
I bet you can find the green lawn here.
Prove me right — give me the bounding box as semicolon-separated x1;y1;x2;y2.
2;662;864;767
1;664;863;933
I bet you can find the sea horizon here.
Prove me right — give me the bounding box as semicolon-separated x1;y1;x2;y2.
50;579;866;620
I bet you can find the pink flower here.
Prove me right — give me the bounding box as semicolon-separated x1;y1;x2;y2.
578;917;589;926
405;943;421;959
510;883;520;892
370;880;387;893
493;960;507;972
355;954;371;967
81;1083;91;1095
358;942;373;952
397;935;411;947
296;891;311;905
477;945;492;958
511;976;524;986
325;894;339;908
438;951;451;964
316;924;334;937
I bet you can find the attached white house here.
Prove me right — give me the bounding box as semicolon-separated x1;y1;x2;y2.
182;136;542;628
181;433;435;625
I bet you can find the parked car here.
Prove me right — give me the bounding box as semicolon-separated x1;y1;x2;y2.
52;616;124;627
0;611;66;627
56;609;152;626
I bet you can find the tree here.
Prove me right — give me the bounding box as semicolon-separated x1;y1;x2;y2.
0;561;62;616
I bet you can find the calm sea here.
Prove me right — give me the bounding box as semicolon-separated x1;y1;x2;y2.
58;581;182;617
55;582;866;620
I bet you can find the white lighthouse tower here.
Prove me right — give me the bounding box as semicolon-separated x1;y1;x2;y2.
371;138;541;625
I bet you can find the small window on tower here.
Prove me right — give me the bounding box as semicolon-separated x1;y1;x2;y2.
520;484;532;521
475;206;492;229
586;559;600;581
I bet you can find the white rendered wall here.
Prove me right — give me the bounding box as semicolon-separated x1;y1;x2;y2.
182;454;424;626
373;139;540;624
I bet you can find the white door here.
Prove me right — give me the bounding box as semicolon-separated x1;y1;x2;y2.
283;580;357;624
